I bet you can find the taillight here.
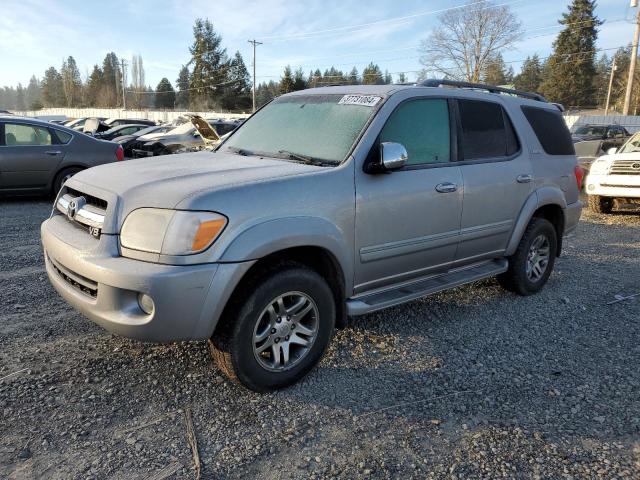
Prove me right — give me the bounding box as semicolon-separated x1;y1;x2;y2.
574;165;584;190
116;145;124;161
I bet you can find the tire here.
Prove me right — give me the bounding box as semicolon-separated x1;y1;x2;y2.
53;167;82;195
497;217;557;296
588;195;614;214
209;264;336;392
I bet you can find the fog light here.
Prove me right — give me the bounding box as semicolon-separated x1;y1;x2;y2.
588;184;595;191
138;293;155;315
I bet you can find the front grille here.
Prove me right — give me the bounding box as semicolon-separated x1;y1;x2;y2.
66;187;108;210
49;255;98;298
609;160;640;175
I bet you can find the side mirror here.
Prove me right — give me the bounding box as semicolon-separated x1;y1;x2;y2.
380;142;408;171
606;147;618;155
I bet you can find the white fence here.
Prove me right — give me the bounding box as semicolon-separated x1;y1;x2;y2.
16;108;250;123
564;114;640;133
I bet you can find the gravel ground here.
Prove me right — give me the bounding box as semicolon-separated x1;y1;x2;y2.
0;196;639;479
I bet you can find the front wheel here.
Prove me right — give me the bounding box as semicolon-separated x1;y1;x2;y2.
53;167;82;195
209;265;336;392
498;217;557;296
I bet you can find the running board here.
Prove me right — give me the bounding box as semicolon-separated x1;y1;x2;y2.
346;259;508;316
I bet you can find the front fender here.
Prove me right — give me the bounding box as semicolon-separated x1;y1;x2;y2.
505;187;567;256
219;216;354;293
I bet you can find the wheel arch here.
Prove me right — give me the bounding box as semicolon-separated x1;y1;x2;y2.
506;188;566;257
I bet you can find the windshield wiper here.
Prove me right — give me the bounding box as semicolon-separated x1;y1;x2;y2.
228;146;254;156
277;150;334;166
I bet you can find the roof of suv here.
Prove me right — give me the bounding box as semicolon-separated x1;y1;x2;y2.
285;82;560;110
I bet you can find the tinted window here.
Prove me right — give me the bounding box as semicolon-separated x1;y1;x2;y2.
458;100;518;160
55;130;72;144
521;106;574;155
380;99;450;165
4;123;52;146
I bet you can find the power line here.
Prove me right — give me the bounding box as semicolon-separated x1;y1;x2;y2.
258;0;527;41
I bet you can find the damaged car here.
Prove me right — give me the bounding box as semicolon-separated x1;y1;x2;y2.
132;115;221;157
112;125;175;158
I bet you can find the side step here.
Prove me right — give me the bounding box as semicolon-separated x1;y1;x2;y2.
346;259;508;316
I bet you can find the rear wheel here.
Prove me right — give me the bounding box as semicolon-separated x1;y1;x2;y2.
53;167;82;195
588;195;614;214
209;264;335;392
498;217;557;296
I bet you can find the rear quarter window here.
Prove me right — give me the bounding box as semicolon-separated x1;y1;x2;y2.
521;106;574;155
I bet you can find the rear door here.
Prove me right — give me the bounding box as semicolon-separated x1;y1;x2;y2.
454;99;533;262
0;121;66;190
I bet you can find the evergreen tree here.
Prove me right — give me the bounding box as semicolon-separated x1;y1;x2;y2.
513;54;544;92
85;65;103;107
539;0;601;107
100;52;121;107
593;53;611;108
362;63;383;85
41;67;65;106
15;84;26;111
175;65;190;109
348;67;359;85
310;69;322;88
384;70;392;84
397;72;408;84
188;18;228;109
292;68;307;91
606;45;640;112
221;51;252;110
61;56;82;107
483;53;511;85
154;78;176;109
280;65;294;93
25;75;42;110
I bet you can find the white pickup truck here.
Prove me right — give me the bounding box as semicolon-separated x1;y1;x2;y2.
586;131;640;213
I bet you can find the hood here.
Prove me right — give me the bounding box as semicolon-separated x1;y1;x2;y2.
66;151;324;226
597;152;640;162
189;115;220;142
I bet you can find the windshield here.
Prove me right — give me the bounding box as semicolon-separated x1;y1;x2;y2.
618;132;640;153
224;94;380;164
574;125;605;136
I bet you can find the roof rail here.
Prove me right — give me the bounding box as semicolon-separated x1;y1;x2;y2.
420;78;547;103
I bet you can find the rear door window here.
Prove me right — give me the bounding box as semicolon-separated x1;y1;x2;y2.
380;98;450;165
521;106;574;155
457;99;519;160
4;123;52;146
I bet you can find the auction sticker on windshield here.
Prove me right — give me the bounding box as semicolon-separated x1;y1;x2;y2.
338;95;381;107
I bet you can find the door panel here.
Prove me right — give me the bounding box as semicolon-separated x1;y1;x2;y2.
355;167;463;292
454;100;533;262
0;123;65;190
354;97;464;292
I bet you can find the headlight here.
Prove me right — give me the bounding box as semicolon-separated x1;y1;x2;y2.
120;208;227;255
589;158;610;175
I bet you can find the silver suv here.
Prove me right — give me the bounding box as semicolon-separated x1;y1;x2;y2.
41;80;583;392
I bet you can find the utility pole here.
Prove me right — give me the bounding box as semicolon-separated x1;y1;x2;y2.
623;1;640;115
120;58;127;111
248;39;263;112
605;57;617;115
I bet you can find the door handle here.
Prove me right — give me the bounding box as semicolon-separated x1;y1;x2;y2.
45;150;62;156
435;182;458;193
516;174;533;184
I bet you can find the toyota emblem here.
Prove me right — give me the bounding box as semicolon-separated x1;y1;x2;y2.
632;163;640;169
67;196;86;220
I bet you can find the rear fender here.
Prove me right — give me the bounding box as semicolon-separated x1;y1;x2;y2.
505;187;566;256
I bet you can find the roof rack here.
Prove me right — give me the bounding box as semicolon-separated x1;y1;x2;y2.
420;79;547;103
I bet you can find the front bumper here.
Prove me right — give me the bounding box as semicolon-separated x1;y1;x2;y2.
585;173;640;198
41;215;253;342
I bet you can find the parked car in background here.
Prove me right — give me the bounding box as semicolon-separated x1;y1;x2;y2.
93;124;151;142
0;110;13;115
572;124;631;150
83;117;156;135
0;116;123;195
586;130;640;213
66;117;107;131
41;80;582;391
210;119;243;136
132;115;220;157
113;125;174;157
